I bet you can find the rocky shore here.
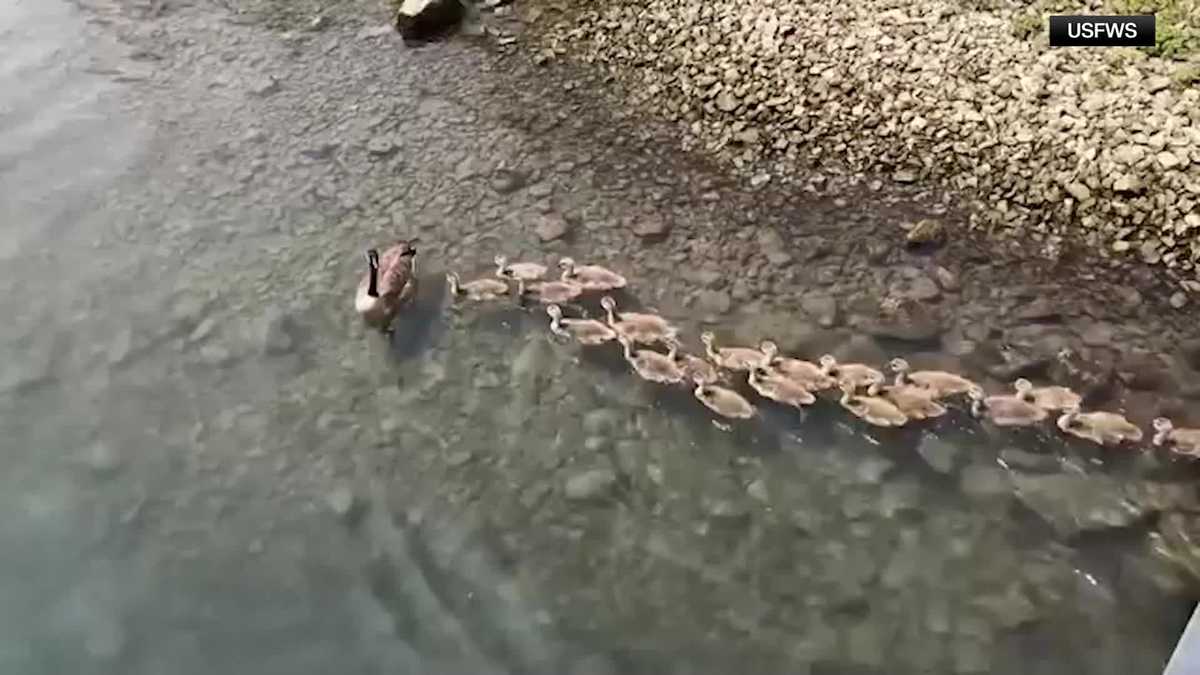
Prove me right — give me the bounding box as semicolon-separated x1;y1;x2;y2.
517;0;1200;291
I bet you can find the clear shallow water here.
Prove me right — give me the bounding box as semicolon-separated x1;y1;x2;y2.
0;1;1196;674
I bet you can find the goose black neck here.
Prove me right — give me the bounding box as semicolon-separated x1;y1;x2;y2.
367;261;379;298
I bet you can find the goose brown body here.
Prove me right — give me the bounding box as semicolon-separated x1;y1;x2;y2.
748;367;816;408
889;358;975;398
1057;408;1143;446
518;278;585;305
838;383;908;427
1153;418;1200;456
693;383;756;419
558;257;627;291
820;355;885;391
447;272;509;301
759;341;835;390
601;296;678;344
701;332;764;372
547;305;617;345
619;336;685;384
356;242;419;330
867;382;947;420
494;254;548;282
968;384;1048;427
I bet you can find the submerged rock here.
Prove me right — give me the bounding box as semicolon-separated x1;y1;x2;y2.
1011;473;1147;537
917;434;960;474
564;467;616;501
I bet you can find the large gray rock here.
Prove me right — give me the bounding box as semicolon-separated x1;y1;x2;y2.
1011;473;1198;538
395;0;466;41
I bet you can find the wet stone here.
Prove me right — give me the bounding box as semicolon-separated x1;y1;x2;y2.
533;214;569;242
696;289;732;315
326;484;363;524
855;457;895;484
366;136;397;156
490;169;526;194
960;464;1012;499
564;468;617;501
917;434;960;474
746;478;769;502
79;442;123;477
1012;473;1147;537
445;450;473;467
801;294;838;327
247;76;281;97
631;214;670;240
583;408;622;436
971;584;1038;629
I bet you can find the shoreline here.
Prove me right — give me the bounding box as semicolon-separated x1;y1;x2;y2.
515;0;1200;295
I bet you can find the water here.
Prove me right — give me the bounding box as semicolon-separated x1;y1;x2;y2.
1;1;1197;673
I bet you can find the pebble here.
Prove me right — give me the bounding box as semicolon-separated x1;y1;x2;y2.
490;169;526;194
79;442;123;476
917;434;959;474
631;214;670;239
696;289;732;315
1170;291;1188;309
326;484;360;522
564;468;617;501
366;136;397;156
533;214;570;242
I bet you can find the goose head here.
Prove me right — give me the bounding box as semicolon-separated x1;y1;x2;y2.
758;339;779;361
700;331;716;348
1152;417;1173;446
546;304;564;321
888;357;910;374
818;354;837;373
557;257;577;274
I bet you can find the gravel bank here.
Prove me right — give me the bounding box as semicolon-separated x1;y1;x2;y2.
519;0;1200;288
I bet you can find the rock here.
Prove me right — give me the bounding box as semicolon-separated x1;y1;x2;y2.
247;76;280;97
855;457;895;484
863;315;943;343
715;91;739;112
800;294;838;327
904;218;946;246
1170;291;1188;309
696;289;732;315
997;447;1059;472
79;442;123;476
893;169;917;183
746;478;769;502
490;169;526;194
971;584;1038;629
533;214;569;242
631;215;670;240
1156;151;1182;169
259;310;300;355
960;464;1012;499
510;336;552;407
1065;182;1091;202
934;266;959;291
1079;322;1114;347
899;275;941;302
1011;473;1148;537
395;0;465;41
366;136;396;156
357;24;395;39
565;468;617;501
326;484;364;524
445;450;473;467
847;622;887;668
917;434;960;474
582;408;623;436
